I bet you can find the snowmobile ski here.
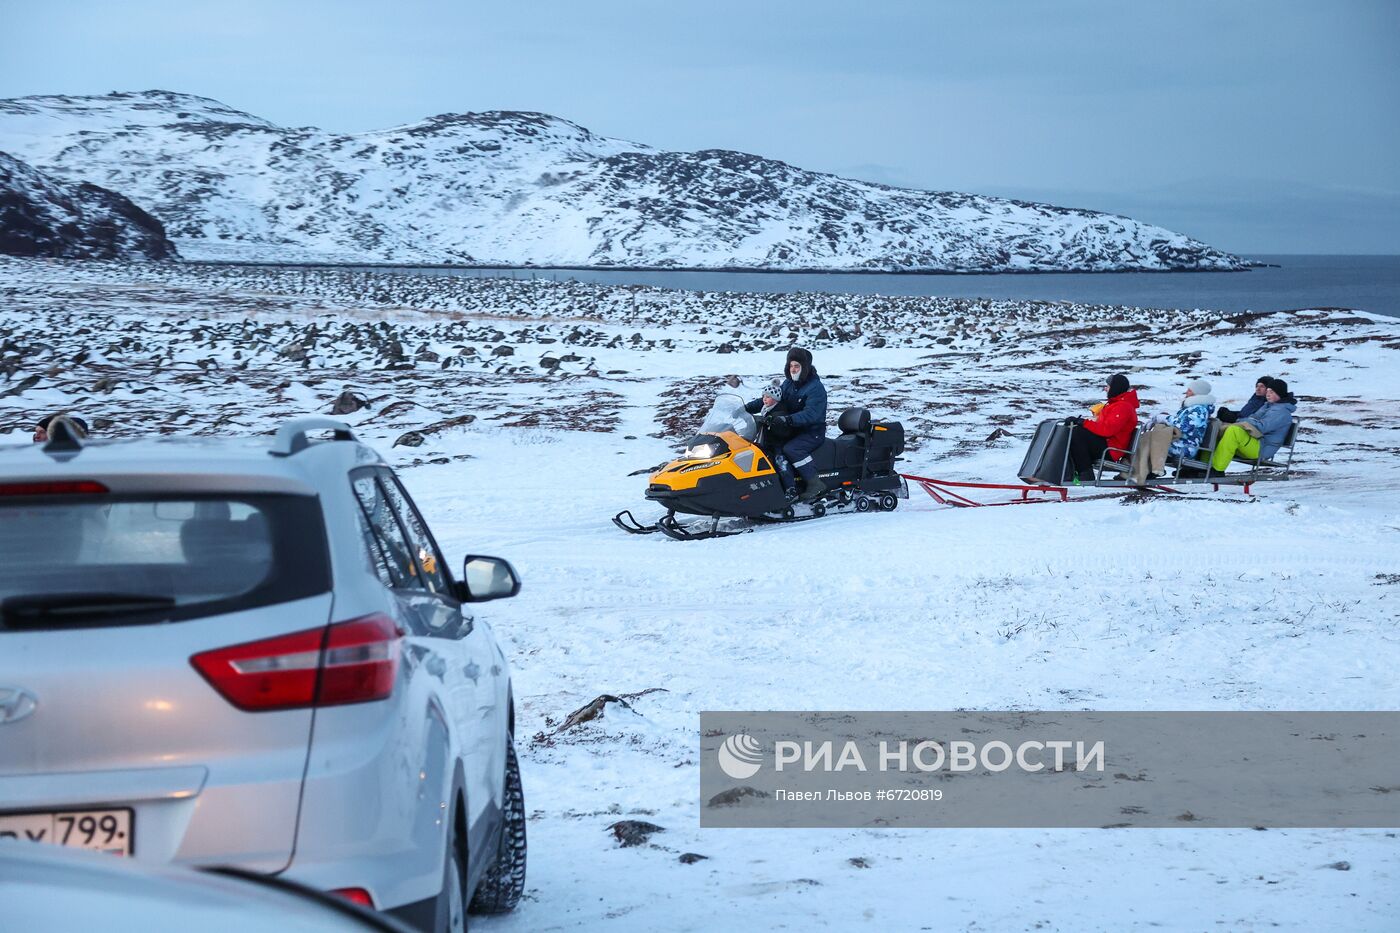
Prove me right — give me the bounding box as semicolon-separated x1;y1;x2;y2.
612;509;661;534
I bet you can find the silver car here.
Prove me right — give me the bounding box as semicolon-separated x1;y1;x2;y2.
0;417;526;932
1;840;419;933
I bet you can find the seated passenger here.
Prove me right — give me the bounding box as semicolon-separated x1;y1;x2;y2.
757;380;785;420
1131;379;1215;485
1216;375;1272;423
745;348;829;502
1210;379;1298;471
1067;374;1139;483
753;380;790;458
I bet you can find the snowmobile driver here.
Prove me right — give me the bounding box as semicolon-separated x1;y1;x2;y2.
746;347;829;502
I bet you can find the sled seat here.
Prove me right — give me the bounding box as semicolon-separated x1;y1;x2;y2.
1253;418;1301;470
1169;419;1225;479
1094;426;1140;478
1171;416;1301;484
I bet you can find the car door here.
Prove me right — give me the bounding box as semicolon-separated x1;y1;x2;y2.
352;469;507;855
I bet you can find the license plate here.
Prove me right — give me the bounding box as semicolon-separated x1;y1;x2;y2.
0;809;133;855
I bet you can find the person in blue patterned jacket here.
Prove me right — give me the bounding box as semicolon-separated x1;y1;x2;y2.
1168;381;1216;459
1131;379;1216;484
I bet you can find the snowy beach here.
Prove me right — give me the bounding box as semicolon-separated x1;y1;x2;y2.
2;258;1397;930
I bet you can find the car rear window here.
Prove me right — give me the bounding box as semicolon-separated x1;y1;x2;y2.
0;494;331;629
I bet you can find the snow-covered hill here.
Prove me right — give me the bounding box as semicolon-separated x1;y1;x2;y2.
0;90;1247;271
0;151;176;260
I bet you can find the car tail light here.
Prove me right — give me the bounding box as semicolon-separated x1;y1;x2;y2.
191;614;400;711
0;480;109;496
330;887;376;907
317;614;401;706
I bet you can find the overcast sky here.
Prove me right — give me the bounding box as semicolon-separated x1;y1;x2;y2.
2;0;1397;254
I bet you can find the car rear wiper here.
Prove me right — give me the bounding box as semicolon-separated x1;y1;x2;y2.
1;592;178;628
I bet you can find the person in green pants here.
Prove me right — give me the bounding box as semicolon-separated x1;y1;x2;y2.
1211;379;1297;471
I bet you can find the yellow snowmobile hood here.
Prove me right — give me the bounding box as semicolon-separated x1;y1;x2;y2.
648;431;775;492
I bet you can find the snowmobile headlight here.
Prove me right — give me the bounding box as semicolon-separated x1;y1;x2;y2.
683;442;720;460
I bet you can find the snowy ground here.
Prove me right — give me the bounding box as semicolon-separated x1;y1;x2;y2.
2;259;1398;930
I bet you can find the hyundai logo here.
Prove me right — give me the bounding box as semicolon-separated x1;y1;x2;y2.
0;687;38;724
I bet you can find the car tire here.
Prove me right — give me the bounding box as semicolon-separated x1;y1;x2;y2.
433;818;466;933
467;739;527;915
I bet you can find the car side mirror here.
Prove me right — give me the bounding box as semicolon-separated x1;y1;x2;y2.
458;555;521;602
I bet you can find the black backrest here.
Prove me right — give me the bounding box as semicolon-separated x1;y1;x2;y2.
870;421;905;457
1199;419;1223;454
839;407;871;435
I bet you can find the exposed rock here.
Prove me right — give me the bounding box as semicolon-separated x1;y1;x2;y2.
706;786;769;807
679;853;709;864
608;820;664;848
412;414;477;439
330;389;368;414
0;151;176;260
0;374;40;398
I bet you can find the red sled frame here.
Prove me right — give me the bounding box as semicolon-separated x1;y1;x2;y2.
901;473;1070;508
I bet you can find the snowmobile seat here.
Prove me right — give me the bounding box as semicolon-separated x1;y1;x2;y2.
818;436;864;471
839;407;872;438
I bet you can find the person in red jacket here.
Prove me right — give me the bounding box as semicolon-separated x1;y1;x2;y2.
1067;374;1139;482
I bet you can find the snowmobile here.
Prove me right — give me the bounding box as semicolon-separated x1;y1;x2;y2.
613;393;908;540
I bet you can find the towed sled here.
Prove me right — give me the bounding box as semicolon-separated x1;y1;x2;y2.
1016;416;1302;493
613;393;908;540
903;414;1305;509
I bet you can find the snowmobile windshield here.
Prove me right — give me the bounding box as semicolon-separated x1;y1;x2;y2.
698;394;757;442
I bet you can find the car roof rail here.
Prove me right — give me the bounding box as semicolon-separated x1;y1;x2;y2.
42;416;87;459
270;417;357;457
